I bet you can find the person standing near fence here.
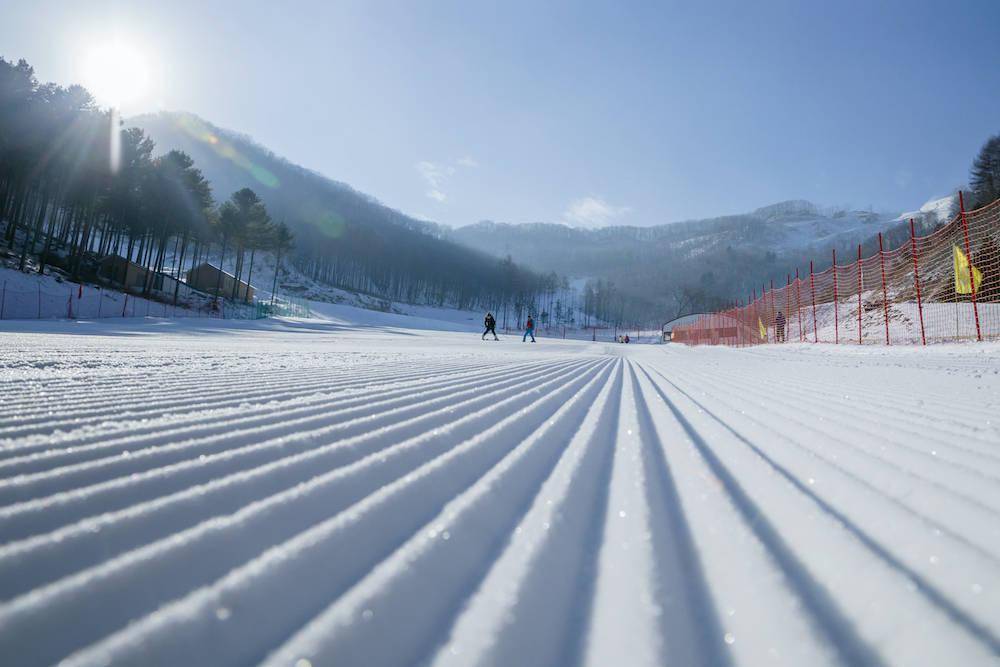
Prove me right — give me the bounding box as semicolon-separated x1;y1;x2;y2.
775;310;786;343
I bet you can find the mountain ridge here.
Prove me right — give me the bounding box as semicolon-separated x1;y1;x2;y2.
126;110;547;312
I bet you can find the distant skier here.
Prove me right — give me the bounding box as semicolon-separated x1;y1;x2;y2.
624;334;630;344
523;315;536;342
775;310;786;343
482;312;498;340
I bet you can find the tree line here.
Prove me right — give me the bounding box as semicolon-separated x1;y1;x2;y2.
0;57;296;305
1;57;559;314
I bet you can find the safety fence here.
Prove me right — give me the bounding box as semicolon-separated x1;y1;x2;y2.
673;195;1000;346
269;296;312;318
0;283;267;321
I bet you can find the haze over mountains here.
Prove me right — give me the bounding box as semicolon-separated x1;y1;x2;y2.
447;198;957;318
450;200;917;273
130;112;441;241
129;111;554;313
131;110;955;319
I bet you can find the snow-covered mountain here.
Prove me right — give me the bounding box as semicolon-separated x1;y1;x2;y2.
446;195;952;316
447;199;906;278
895;193;957;226
744;200;897;252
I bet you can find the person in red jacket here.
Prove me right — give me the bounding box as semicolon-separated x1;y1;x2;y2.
522;315;536;342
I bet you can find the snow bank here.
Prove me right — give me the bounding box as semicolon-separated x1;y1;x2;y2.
1;321;998;666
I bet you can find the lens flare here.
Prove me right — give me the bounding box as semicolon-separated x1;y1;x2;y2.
174;114;280;189
110;109;121;173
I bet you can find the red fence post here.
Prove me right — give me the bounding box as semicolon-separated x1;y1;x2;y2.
741;299;746;347
759;286;764;342
795;267;806;343
757;286;765;344
809;260;818;343
784;274;790;343
795;268;803;342
731;302;736;347
832;248;839;344
959;191;982;342
746;297;751;346
857;244;863;344
910;219;926;346
756;288;763;344
769;279;775;343
878;232;890;345
734;301;739;347
752;288;757;344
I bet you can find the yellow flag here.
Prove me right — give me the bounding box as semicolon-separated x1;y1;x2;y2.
758;317;767;341
954;245;983;295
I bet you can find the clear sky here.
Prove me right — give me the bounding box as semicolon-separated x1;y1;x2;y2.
2;0;998;227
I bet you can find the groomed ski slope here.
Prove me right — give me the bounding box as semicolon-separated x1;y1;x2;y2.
0;316;999;666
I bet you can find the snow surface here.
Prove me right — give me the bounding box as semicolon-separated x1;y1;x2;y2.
1;313;999;666
896;193;957;226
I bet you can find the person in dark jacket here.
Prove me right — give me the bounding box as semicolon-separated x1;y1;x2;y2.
482;312;498;340
523;315;536;342
775;311;786;343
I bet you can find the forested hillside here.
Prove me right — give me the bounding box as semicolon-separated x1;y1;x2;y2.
0;58;229;300
0;57;557;318
130;111;554;311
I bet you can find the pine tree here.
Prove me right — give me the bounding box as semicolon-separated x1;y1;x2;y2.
970;134;1000;207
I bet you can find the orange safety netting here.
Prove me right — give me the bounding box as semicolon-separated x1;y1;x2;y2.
672;196;1000;346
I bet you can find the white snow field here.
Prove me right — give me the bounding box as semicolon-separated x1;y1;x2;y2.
1;315;999;667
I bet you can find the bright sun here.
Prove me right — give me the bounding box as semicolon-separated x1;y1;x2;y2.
81;40;151;109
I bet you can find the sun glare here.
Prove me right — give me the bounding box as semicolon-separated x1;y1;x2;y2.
81;40;151;109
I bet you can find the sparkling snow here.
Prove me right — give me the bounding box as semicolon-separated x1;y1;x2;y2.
1;310;999;666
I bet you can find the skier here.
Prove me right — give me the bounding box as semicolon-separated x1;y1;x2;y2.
775;310;786;343
523;315;536;342
482;312;498;340
624;334;630;344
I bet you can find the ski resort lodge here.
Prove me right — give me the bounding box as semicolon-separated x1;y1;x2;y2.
98;255;198;301
97;255;148;291
186;263;255;301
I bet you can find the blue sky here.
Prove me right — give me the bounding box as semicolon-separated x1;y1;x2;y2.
2;0;998;227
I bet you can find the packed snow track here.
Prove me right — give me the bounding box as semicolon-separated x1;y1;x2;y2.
1;318;999;666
